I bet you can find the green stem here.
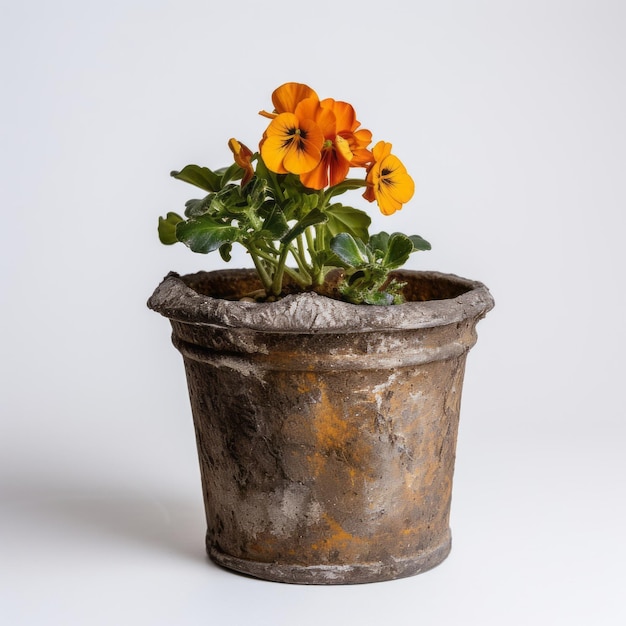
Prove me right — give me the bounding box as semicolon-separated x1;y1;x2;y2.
271;245;291;296
288;244;312;283
315;222;326;255
317;189;327;211
305;227;326;285
284;264;311;287
297;233;308;268
268;170;285;203
253;245;310;288
247;243;273;294
305;227;316;258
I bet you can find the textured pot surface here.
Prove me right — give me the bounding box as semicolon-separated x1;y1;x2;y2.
148;269;494;584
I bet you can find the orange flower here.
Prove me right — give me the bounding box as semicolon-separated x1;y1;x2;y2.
261;107;324;175
363;141;414;215
259;82;318;119
298;99;347;189
228;138;254;186
322;98;372;167
300;99;373;190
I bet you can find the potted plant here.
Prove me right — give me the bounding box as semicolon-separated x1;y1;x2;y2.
148;82;494;584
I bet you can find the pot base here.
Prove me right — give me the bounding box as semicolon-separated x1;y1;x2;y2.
207;531;452;585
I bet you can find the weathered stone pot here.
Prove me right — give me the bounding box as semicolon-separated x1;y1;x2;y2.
148;269;494;584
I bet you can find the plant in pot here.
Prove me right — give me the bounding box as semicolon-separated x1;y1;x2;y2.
148;81;494;585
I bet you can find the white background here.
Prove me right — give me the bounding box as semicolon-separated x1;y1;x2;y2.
1;1;625;624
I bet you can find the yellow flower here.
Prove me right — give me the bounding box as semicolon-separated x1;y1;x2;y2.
261;109;324;175
259;84;326;175
228;138;254;186
363;141;414;215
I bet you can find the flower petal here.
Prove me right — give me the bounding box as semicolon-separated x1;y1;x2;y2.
321;99;356;131
364;142;414;215
272;82;318;114
261;113;323;175
282;118;323;174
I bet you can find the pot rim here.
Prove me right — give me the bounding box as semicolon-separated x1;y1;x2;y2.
147;268;494;333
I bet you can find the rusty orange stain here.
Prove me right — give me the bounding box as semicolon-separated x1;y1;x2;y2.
313;385;353;449
306;378;372;485
311;514;367;553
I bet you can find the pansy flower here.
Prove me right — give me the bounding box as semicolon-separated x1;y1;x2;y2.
260;106;324;175
363;141;415;215
297;99;350;189
300;99;373;190
322;98;373;168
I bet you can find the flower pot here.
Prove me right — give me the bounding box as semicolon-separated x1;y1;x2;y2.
148;269;494;584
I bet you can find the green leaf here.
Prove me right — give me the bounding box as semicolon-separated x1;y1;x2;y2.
176;215;239;254
219;163;245;186
185;188;244;219
369;231;390;255
281;190;320;222
324;179;367;202
409;234;432;251
246;177;270;212
362;291;395;306
312;249;343;269
324;204;371;241
281;207;328;245
219;243;232;262
171;165;223;192
261;208;289;239
253;156;272;184
330;233;369;267
184;196;212;217
158;212;183;245
383;233;414;269
208;184;246;217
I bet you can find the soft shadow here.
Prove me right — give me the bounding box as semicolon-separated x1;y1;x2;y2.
0;476;210;563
